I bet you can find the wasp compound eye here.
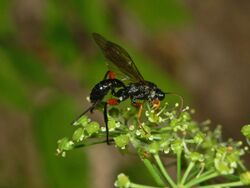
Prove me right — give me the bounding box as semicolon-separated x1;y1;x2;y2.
156;89;165;101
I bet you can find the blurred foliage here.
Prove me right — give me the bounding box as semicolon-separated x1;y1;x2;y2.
124;0;190;31
33;96;89;187
0;0;16;35
0;48;30;110
0;0;191;187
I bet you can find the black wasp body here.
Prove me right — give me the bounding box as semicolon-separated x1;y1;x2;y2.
72;33;182;144
90;78;125;104
90;78;165;106
125;81;165;102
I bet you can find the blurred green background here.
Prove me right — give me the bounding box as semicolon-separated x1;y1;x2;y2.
1;0;250;188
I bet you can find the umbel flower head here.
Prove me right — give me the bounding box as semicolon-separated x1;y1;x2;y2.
57;102;249;187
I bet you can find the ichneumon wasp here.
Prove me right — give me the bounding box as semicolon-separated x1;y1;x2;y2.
72;33;183;144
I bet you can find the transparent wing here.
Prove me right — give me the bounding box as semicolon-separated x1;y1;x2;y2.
92;33;144;83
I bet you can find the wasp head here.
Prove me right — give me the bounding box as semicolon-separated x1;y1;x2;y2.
155;88;165;101
148;86;165;101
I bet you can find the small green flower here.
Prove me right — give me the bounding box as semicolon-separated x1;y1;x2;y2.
213;145;243;175
214;125;222;140
186;152;204;162
57;137;74;157
241;125;250;139
171;139;183;154
194;132;205;145
57;137;74;151
146;109;165;123
73;115;89;126
148;142;160;154
114;134;129;149
214;159;233;175
85;121;100;136
169;118;179;129
72;127;85;142
240;171;250;185
159;135;171;153
181;111;191;121
57;102;250;187
108;116;117;131
114;173;130;188
135;125;151;139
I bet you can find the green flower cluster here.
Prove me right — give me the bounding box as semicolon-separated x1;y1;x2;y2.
57;102;250;187
242;124;250;145
57;116;100;157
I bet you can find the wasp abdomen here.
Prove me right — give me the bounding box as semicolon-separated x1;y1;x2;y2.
90;79;125;103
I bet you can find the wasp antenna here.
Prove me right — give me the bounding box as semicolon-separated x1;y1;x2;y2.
71;102;98;126
164;92;184;113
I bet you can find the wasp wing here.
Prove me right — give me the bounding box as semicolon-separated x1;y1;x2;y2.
92;33;144;83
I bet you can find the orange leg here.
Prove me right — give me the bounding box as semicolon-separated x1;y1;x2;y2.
133;102;148;134
103;70;116;80
152;99;161;110
107;98;119;105
108;71;116;79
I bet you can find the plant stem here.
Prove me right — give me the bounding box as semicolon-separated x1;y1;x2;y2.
142;158;165;187
196;169;215;179
185;172;219;188
130;182;166;188
74;139;108;148
153;154;177;188
198;181;244;188
180;161;195;185
238;161;247;171
186;167;201;181
176;151;182;184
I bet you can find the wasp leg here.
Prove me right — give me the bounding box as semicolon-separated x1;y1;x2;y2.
104;98;121;145
103;102;114;145
152;99;161;110
103;70;116;80
71;101;99;125
107;98;120;105
132;101;148;134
